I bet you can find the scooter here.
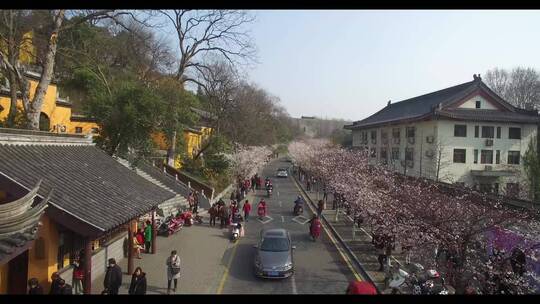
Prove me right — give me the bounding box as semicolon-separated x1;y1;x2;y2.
230;223;241;241
310;221;321;242
293;204;303;216
267;187;273;197
158;215;184;237
407;266;449;295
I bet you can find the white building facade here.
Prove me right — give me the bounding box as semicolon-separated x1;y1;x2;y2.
345;75;540;198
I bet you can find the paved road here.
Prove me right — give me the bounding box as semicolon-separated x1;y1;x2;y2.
218;158;356;294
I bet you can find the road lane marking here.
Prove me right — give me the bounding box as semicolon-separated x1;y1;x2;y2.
291;177;363;282
281;215;284;222
217;241;239;294
257;215;273;224
292;215;309;225
291;273;298;294
279;201;282;207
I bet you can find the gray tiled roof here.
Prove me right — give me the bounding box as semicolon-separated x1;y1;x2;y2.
436;108;540;123
347;80;477;128
346;78;539;129
0;145;175;232
0;226;39;264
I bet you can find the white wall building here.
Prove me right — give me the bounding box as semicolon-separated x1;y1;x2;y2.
345;75;540;198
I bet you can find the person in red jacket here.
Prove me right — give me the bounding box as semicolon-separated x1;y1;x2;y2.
257;199;267;219
242;200;252;222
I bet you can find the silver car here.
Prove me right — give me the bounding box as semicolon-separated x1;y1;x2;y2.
276;168;288;178
253;228;295;279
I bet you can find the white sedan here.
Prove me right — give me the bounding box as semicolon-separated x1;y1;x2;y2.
276;168;288;178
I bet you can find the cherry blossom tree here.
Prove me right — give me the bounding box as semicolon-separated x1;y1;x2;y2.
287;139;540;294
226;144;272;182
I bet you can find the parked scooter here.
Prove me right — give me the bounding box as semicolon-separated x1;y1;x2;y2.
406;264;449;295
158;215;184;237
230;222;242;241
293;204;303;216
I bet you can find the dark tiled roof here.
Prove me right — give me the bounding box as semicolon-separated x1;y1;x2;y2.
347;80;477;129
0;145;175;232
436;108;540;123
0;226;39;264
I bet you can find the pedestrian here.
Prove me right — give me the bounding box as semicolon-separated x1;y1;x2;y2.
230;190;236;201
317;199;325;217
372;233;386;271
144;220;152;254
49;272;62;294
57;279;73;295
166;250;181;294
307;179;311;191
136;228;145;250
236;190;242;202
209;204;217;227
402;244;413;265
128;267;147;295
242;200;251;222
251;176;256;191
103;258;122;295
258;177;263;190
28;278;43;294
72;257;85;295
133;232;143;259
219;205;228;229
323;186;328;202
193;197;199;214
384;235;395;268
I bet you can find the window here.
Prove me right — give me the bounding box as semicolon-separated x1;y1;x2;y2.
474;149;478;164
475;100;481;108
381;130;388;143
405;148;414;161
508;151;520;165
453;149;466;163
392;128;400;139
380;147;388;160
75;127;83;134
370;147;376;158
391;147;400;160
454;125;467;137
406;127;415;138
481;126;494;138
480;150;493;164
360;131;368;144
506;183;520;198
496;127;501;139
39;112;50;132
371;130;377;144
509;127;521;139
496;150;500;164
474;126;479;138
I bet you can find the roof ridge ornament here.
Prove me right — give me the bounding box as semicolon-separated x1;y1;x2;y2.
387;100;391;106
473;74;482;82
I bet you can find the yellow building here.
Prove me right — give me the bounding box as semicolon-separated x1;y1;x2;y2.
0;71;99;135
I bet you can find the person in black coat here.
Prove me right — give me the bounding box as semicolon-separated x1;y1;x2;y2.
49;272;62;294
103;258;123;295
128;267;147;295
28;278;44;294
57;279;73;295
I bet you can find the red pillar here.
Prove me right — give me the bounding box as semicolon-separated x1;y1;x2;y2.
151;209;157;254
127;222;134;275
83;238;92;294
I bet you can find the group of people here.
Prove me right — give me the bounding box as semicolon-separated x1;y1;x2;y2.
187;191;200;214
132;220;154;259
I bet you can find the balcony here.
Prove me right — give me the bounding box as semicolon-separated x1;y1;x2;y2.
470;166;515;177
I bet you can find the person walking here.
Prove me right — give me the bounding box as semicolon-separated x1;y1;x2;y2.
230;190;236;201
219;205;229;229
242;200;251;222
144;220;152;254
317;199;325;217
307;179;311;191
128;267;147;295
251;176;256;191
323;186;328;202
103;258;122;295
166;250;181;294
49;272;62;294
372;233;386;271
28;278;43;294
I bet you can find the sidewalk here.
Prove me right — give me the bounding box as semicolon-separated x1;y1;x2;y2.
91;216;235;294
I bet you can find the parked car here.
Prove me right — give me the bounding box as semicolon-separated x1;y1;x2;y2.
276;168;288;178
253;228;295;279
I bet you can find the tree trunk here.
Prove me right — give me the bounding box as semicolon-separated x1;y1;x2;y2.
26;10;65;130
6;71;18;127
167;130;177;166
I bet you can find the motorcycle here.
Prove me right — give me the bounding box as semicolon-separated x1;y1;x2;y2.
158;215;184;237
257;205;266;219
293;204;303;216
406;266;449;295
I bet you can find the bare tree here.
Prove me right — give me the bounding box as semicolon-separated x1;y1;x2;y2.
157;10;257;165
485;67;540;110
0;10;139;130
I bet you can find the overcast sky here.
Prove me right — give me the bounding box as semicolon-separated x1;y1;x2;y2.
156;10;540;122
243;10;540;121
